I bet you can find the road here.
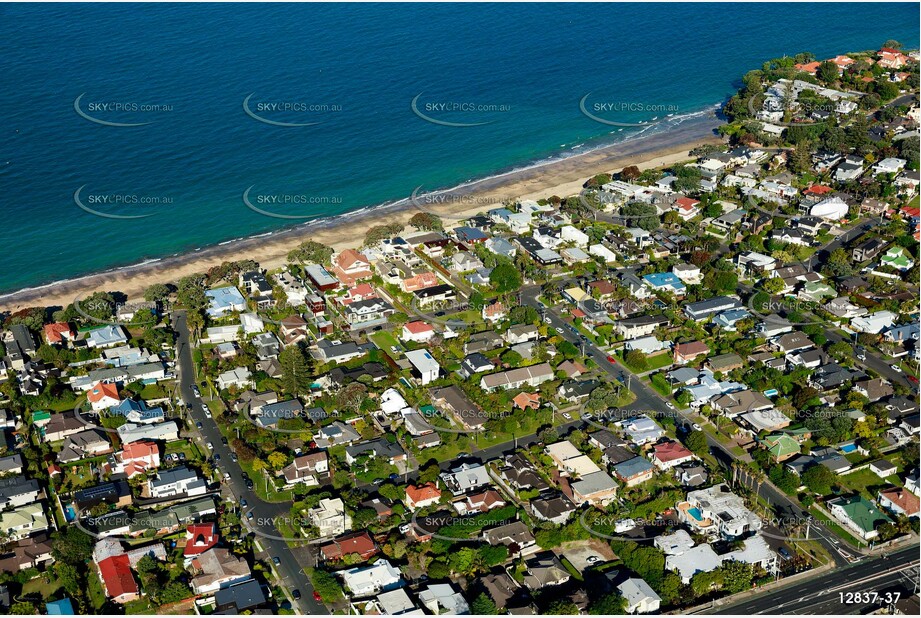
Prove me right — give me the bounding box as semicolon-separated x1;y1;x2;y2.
518;283;852;566
174;311;326;615
708;545;920;614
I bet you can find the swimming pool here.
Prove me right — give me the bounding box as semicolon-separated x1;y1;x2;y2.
840;443;857;453
687;507;705;521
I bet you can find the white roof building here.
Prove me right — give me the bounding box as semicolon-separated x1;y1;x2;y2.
340;559;403;598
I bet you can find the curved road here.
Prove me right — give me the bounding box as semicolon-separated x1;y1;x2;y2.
174;311;327;614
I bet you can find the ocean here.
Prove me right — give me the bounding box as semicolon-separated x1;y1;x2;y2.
0;2;917;295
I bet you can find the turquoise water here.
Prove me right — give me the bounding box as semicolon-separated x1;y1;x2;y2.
0;2;917;294
688;507;705;521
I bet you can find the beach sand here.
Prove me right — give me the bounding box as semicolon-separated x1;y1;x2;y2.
0;121;722;313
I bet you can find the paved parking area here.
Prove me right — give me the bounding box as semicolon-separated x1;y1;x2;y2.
558;539;618;573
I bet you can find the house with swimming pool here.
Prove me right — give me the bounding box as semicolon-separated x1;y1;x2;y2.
676;484;759;539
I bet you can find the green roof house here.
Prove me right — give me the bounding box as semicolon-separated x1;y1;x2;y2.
880;247;914;272
31;410;51;427
762;433;800;462
827;494;891;541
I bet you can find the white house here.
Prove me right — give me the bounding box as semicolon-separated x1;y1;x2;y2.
404;349;440;385
617;578;662;614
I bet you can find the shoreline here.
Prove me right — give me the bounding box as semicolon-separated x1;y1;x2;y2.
0;115;723;313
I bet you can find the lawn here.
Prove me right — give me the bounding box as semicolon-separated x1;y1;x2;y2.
370;331;402;355
838;467;899;500
617;350;672;373
21;574;62;599
809;506;866;549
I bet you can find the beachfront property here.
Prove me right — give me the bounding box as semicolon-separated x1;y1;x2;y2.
0;33;917;615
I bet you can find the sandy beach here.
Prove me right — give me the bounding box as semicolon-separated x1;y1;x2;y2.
0;119;722;313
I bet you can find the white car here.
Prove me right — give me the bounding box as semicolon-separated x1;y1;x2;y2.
665;402;675;410
692;423;702;431
555;327;564;334
206;442;214;451
562;412;572;420
891;364;902;373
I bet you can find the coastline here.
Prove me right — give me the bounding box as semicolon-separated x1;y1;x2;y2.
0;115;723;313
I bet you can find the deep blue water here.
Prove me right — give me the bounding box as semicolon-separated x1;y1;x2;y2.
0;2;917;293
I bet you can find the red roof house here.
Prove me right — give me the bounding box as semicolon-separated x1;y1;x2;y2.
405;482;442;510
184;523;219;556
97;554;139;604
650;440;696;470
43;322;75;344
320;531;378;562
87;382;120;411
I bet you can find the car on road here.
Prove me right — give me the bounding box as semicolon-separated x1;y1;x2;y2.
221;437;228;445
206;442;214;450
196;421;203;429
891;364;902;373
544;316;552;324
245;478;254;489
692;423;702;431
192;385;201;397
241;499;248;507
272;556;281;566
292;590;302;601
214;453;221;462
665;402;675;410
555;327;564;334
312;591;321;602
908;375;919;384
606;355;617;364
246;511;254;521
230;453;238;462
223;472;231;481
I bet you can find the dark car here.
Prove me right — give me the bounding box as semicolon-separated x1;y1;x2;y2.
272;556;281;566
246;511;254;520
778;547;792;560
213;453;221;462
230;453;238;462
292;590;302;601
221;437;228;445
241;499;248;508
196;421;203;429
245;479;254;489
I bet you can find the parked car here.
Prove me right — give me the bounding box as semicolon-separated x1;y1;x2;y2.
206;442;214;451
891;364;902;373
272;556;281;566
606;355;617;364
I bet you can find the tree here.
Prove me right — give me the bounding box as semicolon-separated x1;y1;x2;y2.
802;464;836;495
408;212;443;231
287;239;334;265
279;345;312;397
686;430;707;454
471;592;499;615
621;165;641;180
308;568;345;602
817;61;839;84
588;592;627;615
625;349;648;371
548;600;580;614
144;283;171;303
489;260;522;293
267;451;288;470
